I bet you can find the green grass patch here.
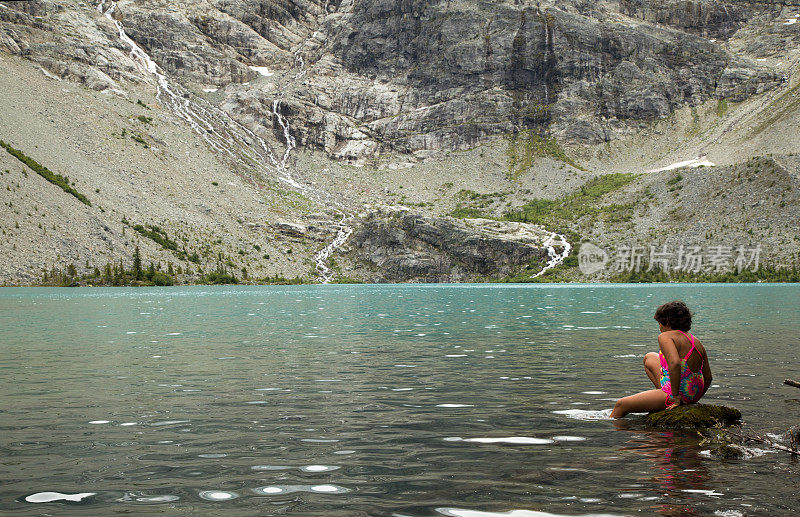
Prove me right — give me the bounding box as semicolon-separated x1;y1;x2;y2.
450;207;488;219
256;274;307;285
0;139;91;206
506;130;585;179
449;190;510;218
132;224;178;251
490;251;579;283
40;259;176;287
609;264;800;283
666;173;683;186
129;223;199;263
202;265;239;285
131;133;149;148
602;202;636;223
716;98;728;117
504;173;637;226
331;275;364;284
750;81;800;138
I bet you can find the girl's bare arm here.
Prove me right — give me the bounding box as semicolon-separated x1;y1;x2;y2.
700;344;713;397
658;333;681;400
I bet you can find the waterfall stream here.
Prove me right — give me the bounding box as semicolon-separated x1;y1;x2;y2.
97;0;352;283
530;231;572;279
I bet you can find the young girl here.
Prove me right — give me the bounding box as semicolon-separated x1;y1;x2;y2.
610;301;713;419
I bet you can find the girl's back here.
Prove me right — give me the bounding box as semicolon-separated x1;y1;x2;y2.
664;329;705;372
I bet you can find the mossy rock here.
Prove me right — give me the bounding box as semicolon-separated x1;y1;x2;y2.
645;403;742;429
710;444;745;459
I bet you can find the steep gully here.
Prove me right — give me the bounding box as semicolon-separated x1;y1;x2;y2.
96;1;569;281
97;0;351;283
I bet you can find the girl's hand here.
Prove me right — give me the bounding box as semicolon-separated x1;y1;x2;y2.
666;397;683;410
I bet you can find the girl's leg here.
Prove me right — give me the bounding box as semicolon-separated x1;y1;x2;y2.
610;389;667;419
643;352;662;389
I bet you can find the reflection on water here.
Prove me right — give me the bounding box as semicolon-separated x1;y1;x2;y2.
615;420;713;516
0;284;798;515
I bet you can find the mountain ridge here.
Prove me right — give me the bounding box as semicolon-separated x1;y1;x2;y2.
1;0;799;284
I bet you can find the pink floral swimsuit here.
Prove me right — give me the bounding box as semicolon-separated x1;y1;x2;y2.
659;330;705;406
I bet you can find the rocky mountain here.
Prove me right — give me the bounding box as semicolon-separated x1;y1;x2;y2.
0;0;798;284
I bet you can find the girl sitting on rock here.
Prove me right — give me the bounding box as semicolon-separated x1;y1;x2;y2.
610;301;713;419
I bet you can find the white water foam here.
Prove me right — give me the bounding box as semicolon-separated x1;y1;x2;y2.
253;484;349;495
552;435;587;442
552;408;613;421
311;484;340;492
198;490;238;501
119;493;180;503
682;489;724;496
301;465;339;472
445;437;554;445
531;231;572;279
26;492;96;503
437;508;624;516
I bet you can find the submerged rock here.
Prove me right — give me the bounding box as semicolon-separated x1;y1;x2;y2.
710;444;745;459
645;403;741;429
787;425;800;451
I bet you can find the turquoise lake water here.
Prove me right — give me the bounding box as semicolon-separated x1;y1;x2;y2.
0;284;798;515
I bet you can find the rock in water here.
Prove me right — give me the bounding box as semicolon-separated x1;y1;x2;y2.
710;444;745;459
645;404;741;429
787;426;800;451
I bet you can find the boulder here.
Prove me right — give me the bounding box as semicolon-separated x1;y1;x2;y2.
787;425;800;451
645;403;741;429
710;444;744;459
342;208;551;283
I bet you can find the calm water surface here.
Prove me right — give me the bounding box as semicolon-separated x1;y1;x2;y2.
0;284;798;516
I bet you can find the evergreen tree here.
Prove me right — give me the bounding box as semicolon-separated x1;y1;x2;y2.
133;246;142;280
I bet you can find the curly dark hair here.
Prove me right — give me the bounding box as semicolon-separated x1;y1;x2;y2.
654;301;692;331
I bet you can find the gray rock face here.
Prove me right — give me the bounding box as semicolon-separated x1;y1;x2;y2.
119;7;268;86
619;0;752;40
324;0;783;149
343;208;550;282
0;0;787;161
